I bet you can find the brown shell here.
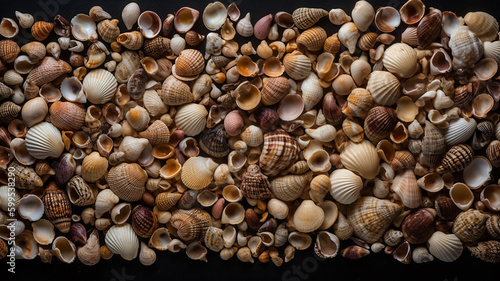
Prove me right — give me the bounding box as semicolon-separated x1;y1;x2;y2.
160;75;194;105
436;144;474;174
8;160;43;189
49;101;86;131
452;209;489;243
358;32;378;51
155;192;182;211
416;8;441;48
259;129;300;176
0;238;7;259
107;163;148;202
131;205;159;238
0;39;20;63
421;121;446;168
170;208;212;242
364;106;397;143
390;150;416;172
0;82;13;102
402;208;436;244
261;76;290;105
486;140;500;167
453;83;474;107
185;30;205;46
143;37;171;58
292;7;328;30
174;49;205;78
435;196;461;220
486;214;500;239
127;68;148;100
240;164;273;200
26;56;72;87
472;121;494;150
199;125;230;158
43;182;72;233
97;19;120;43
323;92;343;125
253;107;279;131
0;101;21;125
139;120;171;146
324;33;341;55
296;26;327;52
467;241;500;263
31;21;54;41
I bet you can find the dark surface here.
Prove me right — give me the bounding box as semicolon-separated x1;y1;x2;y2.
1;0;500;280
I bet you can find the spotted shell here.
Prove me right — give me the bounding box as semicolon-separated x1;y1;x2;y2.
240;164;272;200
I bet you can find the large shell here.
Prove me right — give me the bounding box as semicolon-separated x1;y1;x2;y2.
382;43;418;78
107;163;148;202
174;103;208;137
82;69;117;105
172;49;205;81
402;208;436;244
366;71;401;106
170;208;212;242
199;125;230;158
347;196;403;244
340;140;380;179
105;223;139;261
448;26;484;70
259;129;300;176
181;156;219;190
25;56;72;87
329;169;363;204
240;164;272;200
25;122;64;160
391;169;422;209
139;120;170;146
49;101;86;131
464;12;499;42
427;231;463;262
452;209;488;243
467;241;500;263
43;182;72;233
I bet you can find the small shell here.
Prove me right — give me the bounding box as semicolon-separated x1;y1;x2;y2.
81;151;108;183
436;144;474;174
66;176;97;206
283;51;311;80
43;182;72;233
481;185;500;212
233;81;261;111
71;14;97;41
172;49;205;81
292;7;328;30
181;156;218;190
402;208;436;244
374;6;401;33
138;11;161;39
463;156;492;190
31;21;54;41
122;2;140;30
383;43;418;78
399;0;425;24
236;13;253;37
288;231;312;250
174;103;208;136
417;8;442;48
391;169;422;209
52;236;76;263
107;163;147;202
203;2;227;31
0;40;20;64
18;194;44;222
32;219;55;246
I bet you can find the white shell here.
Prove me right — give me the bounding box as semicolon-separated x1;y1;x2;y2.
427;231;462;262
203;2;227;31
340;140;380;179
71;14;97;41
174;103;208;136
329;169;363;204
83;69;118;104
236;13;253;37
18;194;44;221
61;77;86;103
25;122;64;159
444;118;477;146
366;71;401;106
32;219;55;245
122;2;141;30
301;72;323;111
382;43;418;78
105;223;139;261
448;26;484;70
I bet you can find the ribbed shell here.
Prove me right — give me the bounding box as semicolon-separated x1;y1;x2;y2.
292;7;328;29
467;241;500;263
366;71;401;106
31;21;53;41
402;208;436;244
26;57;72;86
204;226;224;252
49;101;86;131
143;37;171;58
8;160;43;190
436;144;474;174
270;172;313;201
240;164;272;200
259;129;301;176
435;196;461;220
452;209;488;243
347;196;403;244
132;205;158;238
82;69;117;104
449;26;484;70
391;169;422;209
382;43;418;78
340;140;380;179
329;169;363;204
427;231;463;262
25;122;64;159
180;156;218;190
174;49;205;78
174;103;208;136
416;9;442;48
43;182;72;233
421;121;445;168
283;51;312;80
391;150;416;172
160;75;193;105
296;26;327;51
81;152;108;182
0;101;20;125
486;215;500;239
464;12;499;42
170;208;212;242
444;118;477;146
155;192;182;211
139;120;170;146
261;76;290;105
0;39;20;63
107;163;147;202
342;88;373;118
66;175;96;206
97;19;120;43
199;125;229;158
105;224;139;261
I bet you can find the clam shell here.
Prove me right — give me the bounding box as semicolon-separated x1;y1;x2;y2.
421;121;446;168
81;151;108;183
400;0;425;24
18;194;44;222
132;205;159;238
340;140;380;179
181;156;218;190
293;200;324;233
170;208;212;241
283;51;312;80
199;125;230;158
25;122;64;160
449;26;484;70
203;2;227;31
383;43;418;78
366;71;401;106
391;169;422;209
174;103;208;137
32;219;55;245
107;163;147;202
49;101;86;131
259;129;300;176
375;6;401;33
172;49;205;81
444;118;477;146
105;223;139;261
270;172;313;202
329;169;363;204
83;69;117;104
464;12;499;42
416;8;441;48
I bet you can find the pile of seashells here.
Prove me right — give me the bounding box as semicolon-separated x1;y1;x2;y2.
1;0;500;267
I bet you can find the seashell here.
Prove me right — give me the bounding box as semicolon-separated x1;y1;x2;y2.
292;200;324;233
480;185;500;212
270;172;313;202
156;192;182;211
185;30;205;47
0;40;20;64
71;14;97;41
181;156;218;190
221;202;246;225
262;57;285;77
292;7;328;30
13;56;34;76
253;14;273;40
18;194;44;222
283;50;311;80
174;103;208;137
139;120;170;146
19;97;46;128
411;246;434;264
452;209;488;243
487;140;500;167
122;2;140;30
24;122;64;160
89;6;111;21
172;49;205;81
464;12;499;42
416;8;442;48
160;75;193;106
402;208;436;244
236;13;253;37
463;156;492;190
125;105;150;131
32;219;55;246
31;21;53;41
329;169;363;204
328;9;351;26
296;26;327;52
170;34;187;56
400;0;425;24
43;182;72;233
66;175;97;206
301;72;323;111
94;189;119;218
83;69;117;104
51;235;76;263
224;110;244;136
473;58;498;81
81;151;108;182
3;70;22;86
132;205;158;238
0;102;21;128
233;81;261;111
304;125;336;143
449;26;484;70
340;140;380;179
25;56;71;88
59;77;85;103
21;42;46;64
15;11;34;29
448;182;475;211
147;227;171;251
84;42;108;69
366;71;400;106
252;107;279;131
382;43;418;78
484;41;500;64
117;31;144;51
107;163;147;202
105;223;139;261
467;241;500;263
203;2;227;31
288;231;312;250
444;117;477;146
259;130;300;176
10;138;35;166
391;169;422;208
48;101;86;131
374;6;401;33
436;144;473;174
143;37;171;59
384;229;403;246
170;208;212;241
77;229;100;266
199;125;230;158
338;22;360;54
240;164;272;200
347;196;402;243
178;137;199;158
137;11;161;39
421;121;446;168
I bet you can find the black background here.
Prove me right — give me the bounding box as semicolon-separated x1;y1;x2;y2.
1;0;500;280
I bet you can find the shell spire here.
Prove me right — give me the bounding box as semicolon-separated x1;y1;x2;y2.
292;7;328;30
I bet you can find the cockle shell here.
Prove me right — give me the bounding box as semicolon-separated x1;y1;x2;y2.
270;172;313;202
366;71;401;106
383;43;418;78
105;223;139;261
83;69;117;104
449;26;484;70
107;163;147;202
340;140;380;179
293;200;324;233
391;169;422;209
25;122;64;160
464;12;499;42
174;103;208;137
139;120;170;146
81;151;108;182
49;101;86;131
292;7;328;30
259;129;300;176
347;196;403;244
329;169;363;204
181;156;218;190
283;51;312;80
160;75;193;106
0;39;20;64
173;49;205;81
170;208;212;242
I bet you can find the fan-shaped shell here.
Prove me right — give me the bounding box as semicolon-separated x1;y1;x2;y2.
366;71;401;106
82;69;117;104
107;163;148;202
170;208;212;242
383;43;418;78
160;75;193;106
25;122;64;159
340;140;380;179
49;101;86;131
391;169;422;209
181;156;218;190
444;118;477;146
464;12;499;42
329;169;363;205
174;103;208;137
293;200;324;233
427;231;462;262
105;223;139;261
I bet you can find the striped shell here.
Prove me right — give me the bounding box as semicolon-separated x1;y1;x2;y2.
464;12;499;42
292;7;328;30
261;76;290;105
49;101;86;131
25;122;64;159
427;231;463;262
105;223;139;261
259;129;301;176
240;164;272;200
107;163;147;202
82;152;108;182
43;182;72;233
421;121;446;168
160;75;194;105
382;43;418;78
199;125;230;158
82;69;118;104
329;169;363;205
139;120;171;146
364;106;397;143
131;205;159;238
26;56;72;86
270;172;313;202
436;144;474;174
174;103;208;137
173;49;205;80
283;51;312;80
391;169;422;209
366;71;401;106
0;101;21;125
296;26;327;51
170;208;212;242
444;118;477;146
340;140;380;179
180;156;218;190
452;209;488;243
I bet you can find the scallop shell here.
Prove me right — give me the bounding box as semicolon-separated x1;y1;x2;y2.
107;163;148;202
427;231;462;262
25;56;72;87
293;200;324;233
383;43;418;78
181;156;218;190
24;122;64;160
173;49;205;81
283;51;312;80
81;151;108;183
174;103;208;137
329;169;363;204
105;223;139;261
270;172;313;202
259;129;301;176
340;140;380;179
347;196;403;244
366;71;401;106
83;69;117;105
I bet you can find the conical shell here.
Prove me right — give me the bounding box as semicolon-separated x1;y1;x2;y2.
83;69;118;105
391;169;422;209
173;49;205;80
31;21;53;41
174;103;208;137
43;182;72;233
107;163;147;202
296;26;327;52
139;120;170;146
25;56;72;87
7;160;42;189
240;164;272;200
329;169;363;204
259;129;301;176
160;75;193;106
143;37;171;58
436;144;474;174
421;121;446;168
347;196;402;244
467;241;500;263
292;7;328;30
105;223;139;261
270;172;313;202
261;77;290;106
340;140;380;179
366;71;401;106
170;208;212;242
25;122;64;160
181;156;218;190
427;231;463;262
0;101;21;126
117;31;144;51
49;101;86;131
452;209;488;243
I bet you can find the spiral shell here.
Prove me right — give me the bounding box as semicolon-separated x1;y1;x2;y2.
259;129;301;176
292;7;328;30
43;182;72;233
240;164;272;200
